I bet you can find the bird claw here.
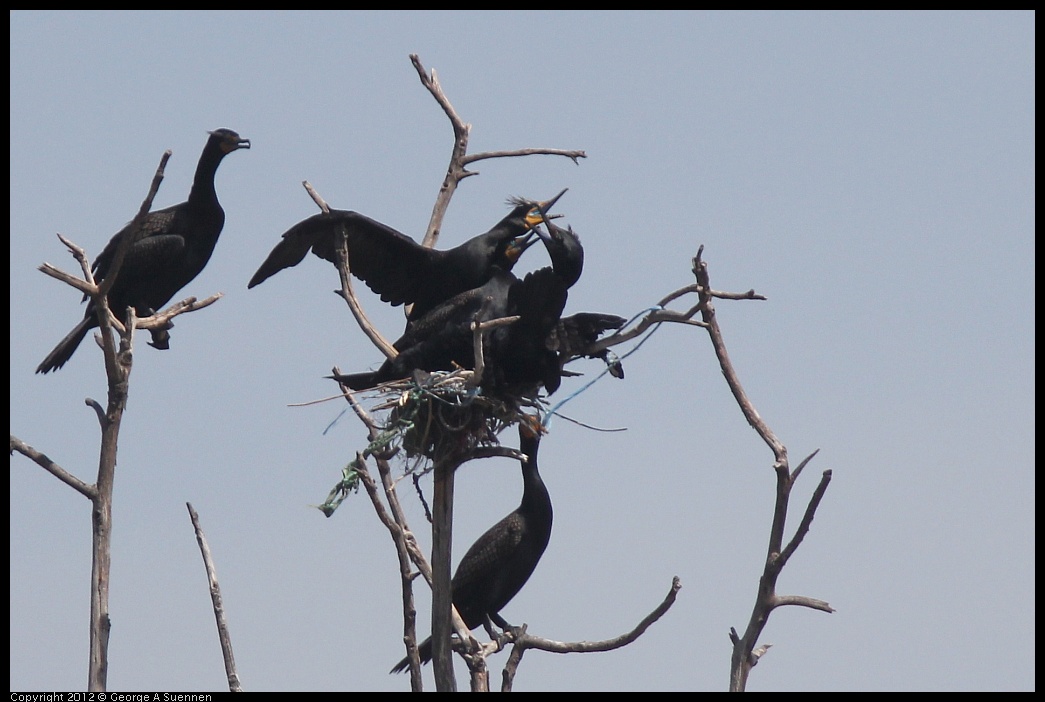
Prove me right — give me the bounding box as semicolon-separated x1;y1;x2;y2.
147;324;172;350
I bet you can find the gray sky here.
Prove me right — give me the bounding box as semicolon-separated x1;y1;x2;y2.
10;10;1034;692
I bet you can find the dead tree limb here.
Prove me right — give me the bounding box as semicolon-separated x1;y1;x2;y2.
15;149;172;691
298;179;398;361
409;53;586;250
187;502;242;692
685;247;834;691
499;576;683;692
330;372;477;692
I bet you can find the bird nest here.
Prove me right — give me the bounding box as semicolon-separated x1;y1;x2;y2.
366;368;541;463
318;369;543;517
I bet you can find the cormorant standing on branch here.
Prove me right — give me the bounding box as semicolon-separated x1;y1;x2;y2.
35;128;250;374
390;420;553;674
518;220;626;383
329;216;583;394
331;218;625;396
247;189;567;323
486;221;585;395
330;266;522;391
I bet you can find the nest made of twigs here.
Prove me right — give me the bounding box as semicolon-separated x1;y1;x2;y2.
362;369;542;465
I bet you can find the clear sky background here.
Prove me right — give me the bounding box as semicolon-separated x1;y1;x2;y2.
10;11;1034;692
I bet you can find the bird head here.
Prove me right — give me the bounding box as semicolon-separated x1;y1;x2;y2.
519;413;547;440
500;230;541;269
209;128;251;153
522;188;568;229
535;219;584;289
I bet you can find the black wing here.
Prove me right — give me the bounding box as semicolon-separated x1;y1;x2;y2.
91;206;183;280
248;209;438;308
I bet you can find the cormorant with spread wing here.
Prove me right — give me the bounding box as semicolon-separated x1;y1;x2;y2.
390;419;553;674
330;216;586;395
248;190;567;323
36;128;250;374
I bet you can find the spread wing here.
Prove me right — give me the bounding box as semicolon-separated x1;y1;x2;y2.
248;209;439;307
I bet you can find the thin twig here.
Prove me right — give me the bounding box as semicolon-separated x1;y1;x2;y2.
303;180;330;213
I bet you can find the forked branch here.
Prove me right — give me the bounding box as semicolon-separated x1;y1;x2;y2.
685;248;833;691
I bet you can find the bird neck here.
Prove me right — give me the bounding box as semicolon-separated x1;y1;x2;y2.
519;437;552;517
490;208;533;241
548;238;583;289
186;140;228;207
553;254;583;289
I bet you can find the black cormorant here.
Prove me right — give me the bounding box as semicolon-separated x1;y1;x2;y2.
247;190;566;323
519;220;625;382
330;217;584;395
390;420;553;674
330;266;522;391
35;128;250;374
484;221;585;394
330;219;626;397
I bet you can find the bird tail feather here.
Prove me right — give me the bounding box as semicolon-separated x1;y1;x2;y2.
36;317;93;374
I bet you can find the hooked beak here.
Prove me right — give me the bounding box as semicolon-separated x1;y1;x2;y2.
524;188;568;228
535;188;571;240
519;412;547;439
538;188;568;216
212;130;251;153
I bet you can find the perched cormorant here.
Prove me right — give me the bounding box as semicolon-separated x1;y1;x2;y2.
35;128;250;374
330;266;522;391
520;220;626;382
390;420;553;674
484;221;585;394
247;190;567;323
331;219;626;397
329;217;584;395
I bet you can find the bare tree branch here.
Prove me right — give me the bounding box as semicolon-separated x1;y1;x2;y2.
771;594;836;614
467;311;521;389
462;148;587;166
296;180;398;361
329;371;477;692
779;464;832;567
9;435;96;499
186;503;242;692
409;53;587;251
332;221;398;361
97;150;173;301
682;248;834;692
303;179;330;213
410;54;471;249
132;294;223;332
499;577;683;691
38;257;96;295
578;277;767;362
693;247;784;462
